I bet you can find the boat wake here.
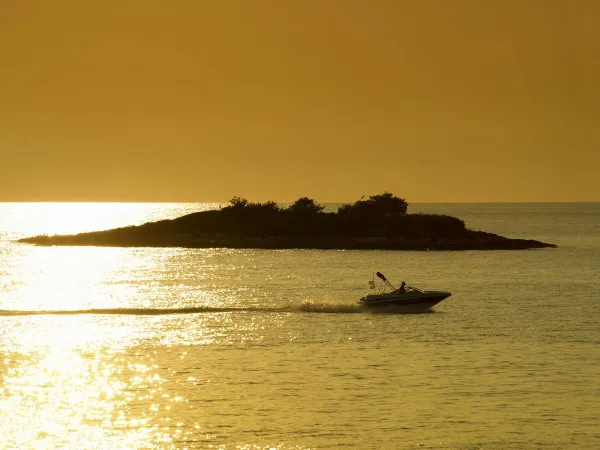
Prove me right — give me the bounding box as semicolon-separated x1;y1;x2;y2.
0;303;366;317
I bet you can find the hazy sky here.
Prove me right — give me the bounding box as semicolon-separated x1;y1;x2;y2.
1;0;598;202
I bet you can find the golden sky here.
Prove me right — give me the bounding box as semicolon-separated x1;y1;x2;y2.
1;0;598;202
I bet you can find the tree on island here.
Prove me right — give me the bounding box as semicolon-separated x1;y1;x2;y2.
224;197;281;213
338;192;408;217
224;196;325;215
227;196;249;209
287;197;324;214
223;193;407;218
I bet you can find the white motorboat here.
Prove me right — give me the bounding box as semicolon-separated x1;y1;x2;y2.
358;272;451;312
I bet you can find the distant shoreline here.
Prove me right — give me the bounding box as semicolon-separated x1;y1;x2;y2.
18;234;556;251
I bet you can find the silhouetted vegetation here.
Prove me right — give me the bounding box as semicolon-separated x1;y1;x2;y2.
338;192;408;217
288;197;325;214
17;192;556;250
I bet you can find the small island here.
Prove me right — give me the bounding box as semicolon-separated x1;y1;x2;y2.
18;193;556;250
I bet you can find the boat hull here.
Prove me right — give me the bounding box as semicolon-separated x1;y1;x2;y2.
358;291;451;313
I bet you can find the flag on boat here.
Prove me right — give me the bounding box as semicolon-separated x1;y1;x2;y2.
369;280;375;289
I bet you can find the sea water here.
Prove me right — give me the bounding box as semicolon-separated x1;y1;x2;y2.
1;203;599;449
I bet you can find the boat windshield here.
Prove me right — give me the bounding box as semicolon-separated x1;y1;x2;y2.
393;285;423;294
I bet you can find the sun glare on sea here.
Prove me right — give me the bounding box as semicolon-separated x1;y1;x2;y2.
0;323;170;449
7;202;176;238
0;202;227;448
3;245;142;312
1;202;208;311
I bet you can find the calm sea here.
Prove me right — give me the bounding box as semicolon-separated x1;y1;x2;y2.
1;203;599;449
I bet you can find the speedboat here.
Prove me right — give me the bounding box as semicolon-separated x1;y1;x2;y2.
358;272;451;312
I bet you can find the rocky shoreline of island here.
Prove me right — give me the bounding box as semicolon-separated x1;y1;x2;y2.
18;193;556;251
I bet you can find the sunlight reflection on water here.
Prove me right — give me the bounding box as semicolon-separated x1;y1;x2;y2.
1;347;165;449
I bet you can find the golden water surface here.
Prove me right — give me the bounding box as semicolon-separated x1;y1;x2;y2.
1;203;599;449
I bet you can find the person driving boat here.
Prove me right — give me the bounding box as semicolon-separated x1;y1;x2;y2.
398;281;406;293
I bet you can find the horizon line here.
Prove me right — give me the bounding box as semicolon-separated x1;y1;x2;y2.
1;200;599;205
